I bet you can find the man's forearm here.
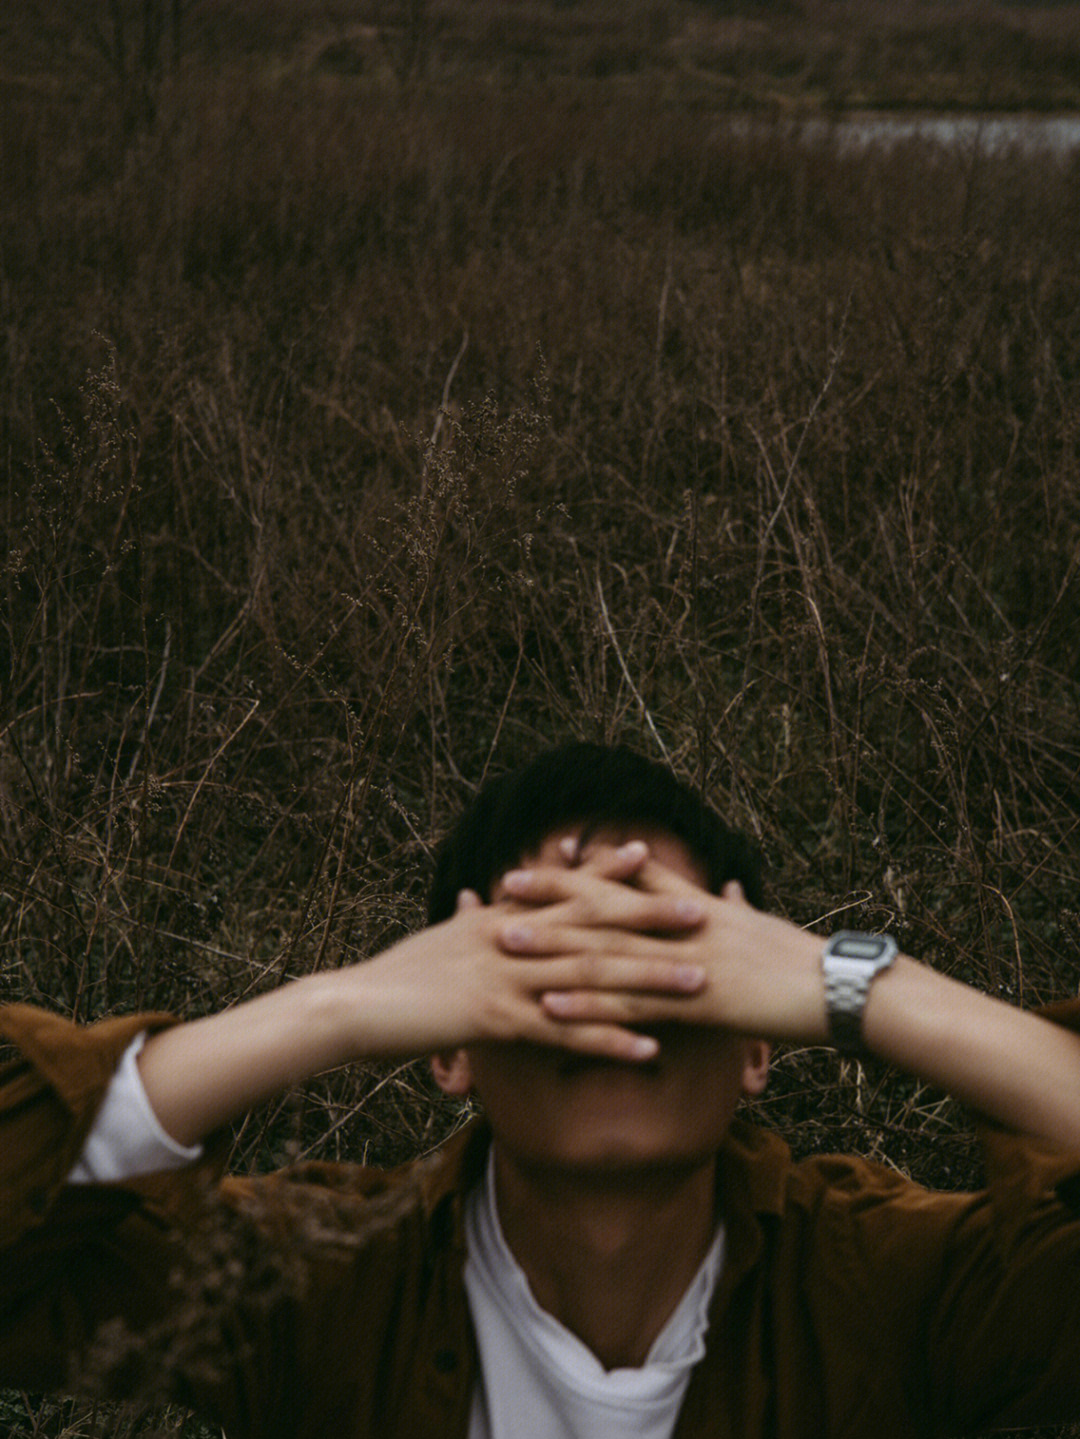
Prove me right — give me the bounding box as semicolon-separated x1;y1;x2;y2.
733;918;1080;1149
713;913;1080;1148
138;968;367;1147
863;956;1080;1149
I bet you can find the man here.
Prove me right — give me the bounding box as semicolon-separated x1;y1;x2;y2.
2;741;1080;1437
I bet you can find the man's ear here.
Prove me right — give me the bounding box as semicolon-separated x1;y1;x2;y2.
739;1039;771;1098
431;1048;474;1096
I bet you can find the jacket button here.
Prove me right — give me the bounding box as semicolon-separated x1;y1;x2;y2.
433;1348;458;1374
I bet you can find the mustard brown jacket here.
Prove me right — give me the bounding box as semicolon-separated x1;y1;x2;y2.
3;1002;1080;1438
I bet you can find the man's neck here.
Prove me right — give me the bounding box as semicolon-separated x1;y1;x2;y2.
490;1145;720;1370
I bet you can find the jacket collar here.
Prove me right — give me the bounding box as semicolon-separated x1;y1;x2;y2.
716;1115;791;1219
416;1117;493;1248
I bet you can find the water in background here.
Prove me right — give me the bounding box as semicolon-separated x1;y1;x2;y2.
722;113;1080;155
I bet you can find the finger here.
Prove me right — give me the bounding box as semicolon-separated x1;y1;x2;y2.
529;1015;660;1062
625;853;708;901
455;888;483;913
503;840;648;898
554;835;651;878
577;839;650;881
722;879;748;905
500;873;703;931
499;896;703;953
510;952;705;994
540;988;689;1026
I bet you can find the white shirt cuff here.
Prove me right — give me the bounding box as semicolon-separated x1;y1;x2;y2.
67;1031;204;1184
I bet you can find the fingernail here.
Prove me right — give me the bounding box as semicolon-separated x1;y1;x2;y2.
675;964;706;989
675;899;704;922
558;836;579;861
502;870;533;892
619;840;648;860
631;1035;659;1059
503;924;534;948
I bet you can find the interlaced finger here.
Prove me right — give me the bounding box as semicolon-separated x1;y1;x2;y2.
539;988;690;1027
499;876;703;938
527;1015;660;1062
499;909;702;960
500;845;647;906
559;836;651;879
616;852;708;901
510;952;705;995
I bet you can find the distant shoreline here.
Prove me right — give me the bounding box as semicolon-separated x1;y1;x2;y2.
9;2;1080;118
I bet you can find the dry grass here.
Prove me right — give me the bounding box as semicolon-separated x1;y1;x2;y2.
3;3;1080;1433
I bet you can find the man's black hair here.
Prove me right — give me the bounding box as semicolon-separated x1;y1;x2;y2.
427;742;763;922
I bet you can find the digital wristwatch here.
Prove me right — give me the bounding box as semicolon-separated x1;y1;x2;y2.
821;931;899;1054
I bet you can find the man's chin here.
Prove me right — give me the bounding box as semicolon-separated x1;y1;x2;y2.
510;1083;718;1176
505;1122;720;1182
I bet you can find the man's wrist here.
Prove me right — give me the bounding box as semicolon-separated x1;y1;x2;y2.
726;914;829;1044
297;967;385;1069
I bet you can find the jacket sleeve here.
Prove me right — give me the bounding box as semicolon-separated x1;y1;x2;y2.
831;999;1080;1434
0;1004;179;1243
0;1004;302;1433
925;1000;1080;1432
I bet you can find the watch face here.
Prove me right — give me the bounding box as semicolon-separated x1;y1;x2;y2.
829;935;891;961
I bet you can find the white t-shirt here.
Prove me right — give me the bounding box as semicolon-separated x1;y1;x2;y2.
464;1153;724;1439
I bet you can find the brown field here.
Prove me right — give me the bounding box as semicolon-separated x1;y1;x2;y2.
3;2;1080;1433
